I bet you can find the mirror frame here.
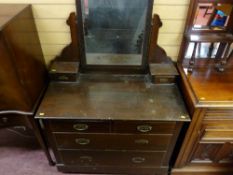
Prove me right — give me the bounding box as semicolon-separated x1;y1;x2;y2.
75;0;154;72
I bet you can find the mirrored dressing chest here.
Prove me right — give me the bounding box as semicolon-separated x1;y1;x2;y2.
36;0;190;174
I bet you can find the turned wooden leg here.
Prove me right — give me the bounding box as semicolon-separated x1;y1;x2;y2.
208;42;214;58
218;42;231;72
188;42;197;73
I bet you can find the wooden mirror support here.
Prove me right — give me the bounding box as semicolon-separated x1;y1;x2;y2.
49;12;178;84
148;14;178;84
49;12;80;82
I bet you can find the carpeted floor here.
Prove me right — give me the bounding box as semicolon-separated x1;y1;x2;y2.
0;128;71;175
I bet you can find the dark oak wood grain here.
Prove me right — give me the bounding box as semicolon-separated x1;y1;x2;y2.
36;75;188;121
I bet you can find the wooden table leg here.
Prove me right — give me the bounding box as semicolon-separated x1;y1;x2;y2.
28;117;55;166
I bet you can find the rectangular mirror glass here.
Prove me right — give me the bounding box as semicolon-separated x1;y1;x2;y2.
79;0;150;66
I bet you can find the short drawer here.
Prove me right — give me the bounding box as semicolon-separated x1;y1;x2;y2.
112;121;176;134
0;115;27;127
59;150;165;167
204;109;233;120
48;120;110;133
54;133;172;151
201;121;233;142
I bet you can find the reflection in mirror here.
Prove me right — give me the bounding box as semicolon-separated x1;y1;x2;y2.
185;40;233;62
80;0;149;65
193;3;233;31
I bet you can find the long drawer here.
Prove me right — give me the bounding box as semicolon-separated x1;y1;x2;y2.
54;133;172;151
57;165;168;175
59;150;165;167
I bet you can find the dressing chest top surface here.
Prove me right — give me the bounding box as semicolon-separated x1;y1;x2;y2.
36;75;189;121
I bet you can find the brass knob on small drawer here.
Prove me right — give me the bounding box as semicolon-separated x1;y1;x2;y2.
134;139;149;145
137;125;152;133
79;156;93;163
132;157;145;164
75;138;90;145
73;123;89;131
1;117;8;123
58;75;69;80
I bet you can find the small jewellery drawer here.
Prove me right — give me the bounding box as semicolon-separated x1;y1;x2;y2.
0;115;26;127
54;133;172;151
112;121;176;134
59;150;165;167
48;120;110;133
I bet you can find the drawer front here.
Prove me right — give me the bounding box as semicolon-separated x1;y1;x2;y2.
201;109;233;142
58;165;167;175
204;109;233;120
50;73;77;82
0;115;27;127
152;76;176;84
48;120;110;133
204;120;233;130
54;133;172;151
202;130;233;142
112;121;176;134
60;150;165;167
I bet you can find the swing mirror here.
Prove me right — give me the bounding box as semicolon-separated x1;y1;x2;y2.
76;0;153;67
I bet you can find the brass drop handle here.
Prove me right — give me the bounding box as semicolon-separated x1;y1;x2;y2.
73;123;89;131
79;156;93;163
58;75;69;80
75;138;90;145
134;139;149;145
132;157;145;164
1;117;8;123
137;125;152;133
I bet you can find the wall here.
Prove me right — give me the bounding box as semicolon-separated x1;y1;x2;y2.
0;0;190;64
